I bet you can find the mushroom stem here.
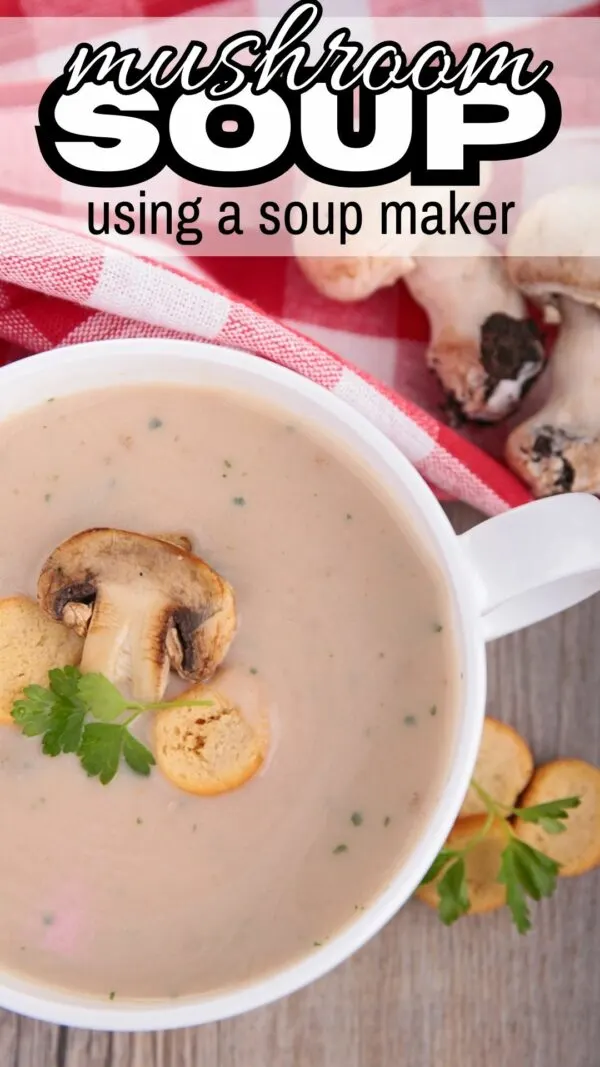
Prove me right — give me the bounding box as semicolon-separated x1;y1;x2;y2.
506;298;600;495
80;583;170;702
403;234;545;423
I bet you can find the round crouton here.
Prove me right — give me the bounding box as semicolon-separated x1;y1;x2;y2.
514;760;600;877
0;595;83;724
459;718;534;818
417;816;508;915
154;684;266;796
154;532;193;552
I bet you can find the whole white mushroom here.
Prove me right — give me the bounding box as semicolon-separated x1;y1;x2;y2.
295;165;546;422
505;185;600;496
403;233;544;423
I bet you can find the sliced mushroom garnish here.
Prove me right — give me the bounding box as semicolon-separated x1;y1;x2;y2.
37;529;236;702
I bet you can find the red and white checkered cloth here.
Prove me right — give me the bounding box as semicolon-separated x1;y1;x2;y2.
0;0;598;516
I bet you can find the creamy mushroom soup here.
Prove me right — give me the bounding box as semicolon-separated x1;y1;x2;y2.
0;384;458;999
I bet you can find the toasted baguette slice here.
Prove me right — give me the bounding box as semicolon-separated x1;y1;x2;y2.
514;760;600;877
0;595;83;724
417;816;507;915
154;684;266;796
459;717;534;818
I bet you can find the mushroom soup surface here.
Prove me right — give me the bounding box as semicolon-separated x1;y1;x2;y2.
0;384;458;999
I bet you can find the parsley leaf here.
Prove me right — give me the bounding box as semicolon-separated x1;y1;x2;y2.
498;845;531;934
498;839;559;933
420;848;457;885
42;666;87;755
12;686;56;736
78;721;155;785
122;730;155;776
436;858;470;925
79;723;125;785
41;703;86;756
513;796;580;833
47;665;82;701
78;673;129;722
511;839;559;898
538;817;567;836
13;669;86;755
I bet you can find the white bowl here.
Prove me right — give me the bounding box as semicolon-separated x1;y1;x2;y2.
1;337;599;1031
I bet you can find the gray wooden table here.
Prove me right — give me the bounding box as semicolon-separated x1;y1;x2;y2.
2;503;599;1067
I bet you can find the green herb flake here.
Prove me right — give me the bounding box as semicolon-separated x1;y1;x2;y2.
46;397;55;403
249;667;258;676
432;622;443;633
383;816;391;827
42;913;55;927
350;811;363;827
429;704;438;717
232;496;246;507
345;513;353;521
313;940;322;947
224;459;232;468
404;715;417;727
136;817;143;825
108;991;116;1001
44;493;52;503
148;417;163;430
333;843;348;855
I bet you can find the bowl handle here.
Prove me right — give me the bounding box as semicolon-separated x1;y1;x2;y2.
459;494;600;641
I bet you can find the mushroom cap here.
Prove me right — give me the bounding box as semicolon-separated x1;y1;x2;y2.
507;185;600;310
38;528;236;686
